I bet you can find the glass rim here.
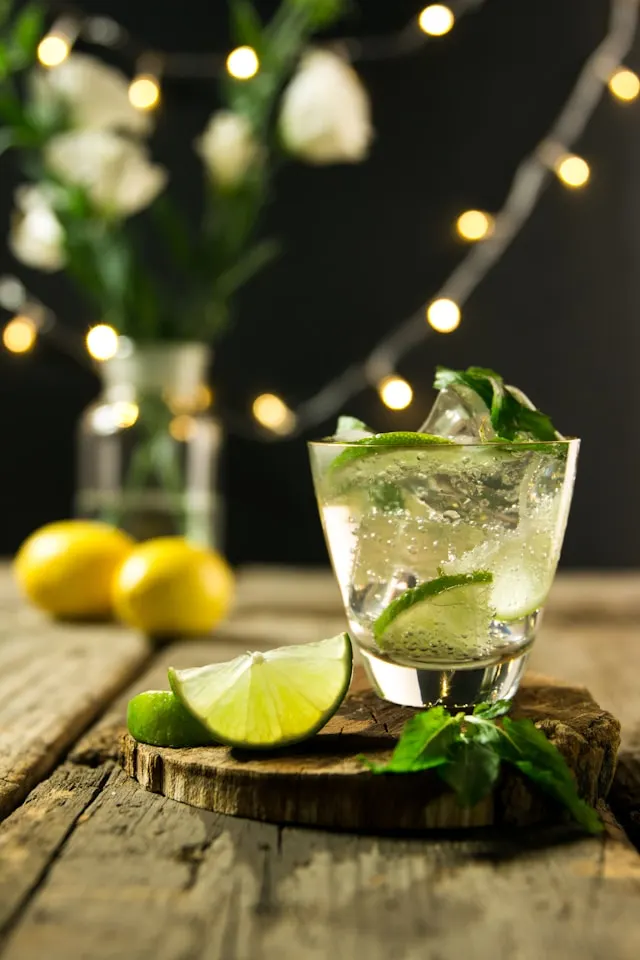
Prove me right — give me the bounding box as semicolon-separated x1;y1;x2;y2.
308;437;580;450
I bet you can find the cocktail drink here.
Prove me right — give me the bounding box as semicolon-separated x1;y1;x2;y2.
309;367;579;708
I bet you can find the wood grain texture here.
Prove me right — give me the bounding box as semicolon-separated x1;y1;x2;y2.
0;601;149;822
120;669;619;831
2;764;640;960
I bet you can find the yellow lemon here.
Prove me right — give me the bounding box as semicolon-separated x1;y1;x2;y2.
14;520;134;620
113;537;234;636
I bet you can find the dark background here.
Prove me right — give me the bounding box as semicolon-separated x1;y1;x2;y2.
1;0;638;567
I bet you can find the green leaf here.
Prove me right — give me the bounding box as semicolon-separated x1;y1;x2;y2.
289;0;345;28
361;706;462;774
433;366;559;442
472;700;512;720
230;0;263;49
438;739;501;807
498;717;602;834
11;3;44;61
368;482;404;512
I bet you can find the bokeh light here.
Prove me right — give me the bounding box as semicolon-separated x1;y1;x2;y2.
2;316;37;354
86;324;119;362
456;209;494;241
418;5;455;36
37;34;70;67
169;415;198;442
608;68;640;101
128;75;161;110
378;376;413;410
427;298;461;333
226;46;259;80
555;154;590;188
252;393;296;435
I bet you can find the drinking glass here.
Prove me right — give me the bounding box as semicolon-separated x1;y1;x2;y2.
309;439;579;708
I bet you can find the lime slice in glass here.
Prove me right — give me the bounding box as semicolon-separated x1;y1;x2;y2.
329;432;454;474
127;690;215;747
169;633;353;750
373;572;494;662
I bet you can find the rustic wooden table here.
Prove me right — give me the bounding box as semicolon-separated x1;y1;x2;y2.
0;565;640;959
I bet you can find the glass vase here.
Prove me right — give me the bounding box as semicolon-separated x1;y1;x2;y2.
76;342;223;547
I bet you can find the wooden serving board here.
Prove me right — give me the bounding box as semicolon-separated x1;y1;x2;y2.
120;669;620;831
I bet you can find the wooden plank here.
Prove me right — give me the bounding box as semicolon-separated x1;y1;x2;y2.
0;570;149;821
0;764;111;933
1;763;640;960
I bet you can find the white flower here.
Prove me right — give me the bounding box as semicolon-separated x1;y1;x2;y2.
45;130;167;218
197;111;260;188
279;50;373;164
9;185;66;272
31;53;151;135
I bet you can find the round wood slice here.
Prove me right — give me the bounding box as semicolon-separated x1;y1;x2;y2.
120;669;620;831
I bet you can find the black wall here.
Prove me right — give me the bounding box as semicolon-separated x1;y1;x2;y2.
1;0;638;567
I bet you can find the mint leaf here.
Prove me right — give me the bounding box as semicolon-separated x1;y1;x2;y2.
498;717;602;834
438;740;501;806
369;482;404;512
361;707;462;773
433;366;559;442
473;700;512;720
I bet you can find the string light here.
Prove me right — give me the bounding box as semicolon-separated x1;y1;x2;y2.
90;401;138;435
128;74;161;110
2;316;37;353
226;46;259;80
555;154;591;188
86;324;119;362
36;17;78;68
418;5;455;37
5;0;639;443
37;34;71;67
252;393;296;435
378;376;413;410
456;209;494;241
427;298;461;333
169;415;197;442
608;67;640;101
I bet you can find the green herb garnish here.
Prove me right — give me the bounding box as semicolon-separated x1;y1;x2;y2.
360;700;602;833
434;366;559;442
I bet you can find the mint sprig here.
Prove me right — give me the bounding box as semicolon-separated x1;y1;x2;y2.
360;700;602;834
434;366;559;442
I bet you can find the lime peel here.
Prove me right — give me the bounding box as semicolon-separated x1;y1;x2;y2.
127;690;215;748
329;432;455;473
169;633;353;750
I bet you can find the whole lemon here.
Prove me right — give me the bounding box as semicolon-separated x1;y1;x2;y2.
14;520;134;620
113;537;234;636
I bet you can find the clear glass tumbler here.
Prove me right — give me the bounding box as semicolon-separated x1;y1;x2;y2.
309;438;579;708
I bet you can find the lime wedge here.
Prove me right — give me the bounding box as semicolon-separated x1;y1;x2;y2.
168;634;353;750
330;432;454;473
127;690;215;748
373;572;494;661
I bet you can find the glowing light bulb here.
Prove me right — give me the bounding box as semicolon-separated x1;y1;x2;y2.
37;34;71;67
86;324;119;362
226;46;259;80
252;393;296;435
555;154;590;188
2;316;36;354
608;68;640;101
128;75;160;110
378;376;413;411
427;298;461;333
418;5;455;36
169;415;197;442
456;209;494;241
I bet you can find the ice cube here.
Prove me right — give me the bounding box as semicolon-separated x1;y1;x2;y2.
419;384;496;442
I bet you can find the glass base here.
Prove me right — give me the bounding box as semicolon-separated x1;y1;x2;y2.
360;646;530;709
